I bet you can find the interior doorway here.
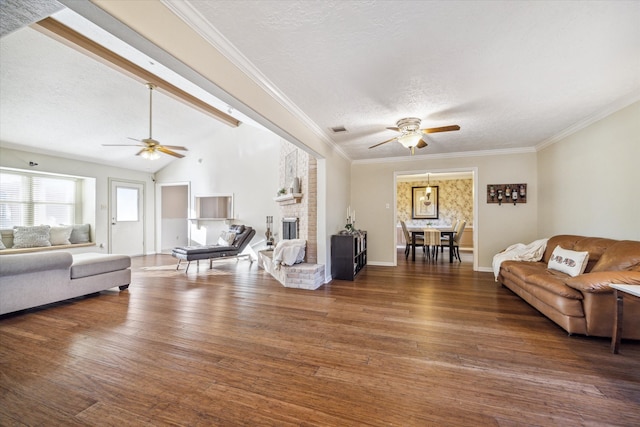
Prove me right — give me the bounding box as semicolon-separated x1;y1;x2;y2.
393;168;478;270
157;182;189;254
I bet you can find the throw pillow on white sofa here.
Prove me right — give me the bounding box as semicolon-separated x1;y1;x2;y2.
50;225;74;245
12;225;51;248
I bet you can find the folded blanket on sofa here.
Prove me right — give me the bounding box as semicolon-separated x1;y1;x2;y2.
492;238;548;280
273;239;306;269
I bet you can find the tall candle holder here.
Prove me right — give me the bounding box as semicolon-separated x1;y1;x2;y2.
345;206;356;233
265;215;274;249
345;216;355;233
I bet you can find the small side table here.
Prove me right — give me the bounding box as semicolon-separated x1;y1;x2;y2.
610;284;640;354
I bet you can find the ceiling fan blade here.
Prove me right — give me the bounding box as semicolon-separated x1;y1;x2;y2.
157;146;185;158
368;136;398;149
416;139;428;149
127;137;144;143
385;126;400;132
135;148;146;156
421;125;460;134
160;145;189;151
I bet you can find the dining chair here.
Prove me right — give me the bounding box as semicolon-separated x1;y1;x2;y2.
400;220;424;259
452;220;467;261
441;219;459;253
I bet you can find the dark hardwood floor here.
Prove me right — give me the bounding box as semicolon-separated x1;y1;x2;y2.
1;250;638;426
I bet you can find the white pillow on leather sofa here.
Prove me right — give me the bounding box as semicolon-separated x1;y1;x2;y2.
548;245;589;277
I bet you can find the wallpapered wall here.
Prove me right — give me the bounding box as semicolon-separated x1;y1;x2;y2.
397;179;473;227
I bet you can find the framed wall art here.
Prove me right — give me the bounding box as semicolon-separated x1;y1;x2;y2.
285;151;297;187
412;186;439;219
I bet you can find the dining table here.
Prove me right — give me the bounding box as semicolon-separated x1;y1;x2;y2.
407;226;456;263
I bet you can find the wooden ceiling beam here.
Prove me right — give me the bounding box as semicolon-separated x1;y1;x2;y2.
32;17;240;128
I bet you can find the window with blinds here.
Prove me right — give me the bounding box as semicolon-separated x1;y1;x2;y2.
0;170;79;228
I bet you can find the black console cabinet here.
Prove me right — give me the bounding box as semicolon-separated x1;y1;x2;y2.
331;232;367;280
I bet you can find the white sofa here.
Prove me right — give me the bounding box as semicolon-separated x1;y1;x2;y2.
0;251;131;315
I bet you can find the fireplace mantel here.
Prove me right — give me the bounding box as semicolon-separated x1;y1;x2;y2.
274;193;302;205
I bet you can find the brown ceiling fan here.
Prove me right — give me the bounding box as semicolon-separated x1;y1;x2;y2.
103;83;188;159
369;117;460;155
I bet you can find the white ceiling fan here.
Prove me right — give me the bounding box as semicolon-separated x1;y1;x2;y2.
369;117;460;155
103;83;188;159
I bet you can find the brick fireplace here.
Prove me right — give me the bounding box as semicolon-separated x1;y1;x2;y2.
277;142;317;263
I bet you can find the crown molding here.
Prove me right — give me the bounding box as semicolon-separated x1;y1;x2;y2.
161;0;350;162
352;146;536;165
535;89;640;152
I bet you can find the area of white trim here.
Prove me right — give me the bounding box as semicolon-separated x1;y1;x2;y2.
354;147;536;165
368;261;395;267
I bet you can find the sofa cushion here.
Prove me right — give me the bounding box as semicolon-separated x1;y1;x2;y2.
573;237;619;272
71;253;131;279
232;227;253;247
547;245;589;277
0;251;73;275
526;272;584;299
49;225;74;245
501;261;547;277
542;235;584;263
172;245;235;255
12;225;51;249
69;224;90;244
590;240;640;273
565;271;640;293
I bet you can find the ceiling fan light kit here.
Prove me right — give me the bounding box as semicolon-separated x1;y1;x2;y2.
140;147;161;160
369;117;460;155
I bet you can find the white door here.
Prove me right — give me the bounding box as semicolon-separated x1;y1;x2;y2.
110;179;145;255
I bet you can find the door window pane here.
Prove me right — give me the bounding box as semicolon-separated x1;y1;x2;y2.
116;187;139;221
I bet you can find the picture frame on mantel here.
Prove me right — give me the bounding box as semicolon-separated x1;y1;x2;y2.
412;186;439;219
285;151;297;187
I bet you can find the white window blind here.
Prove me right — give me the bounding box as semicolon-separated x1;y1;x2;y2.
0;170;78;228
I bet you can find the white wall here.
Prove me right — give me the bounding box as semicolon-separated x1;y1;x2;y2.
538;101;640;240
0;147;156;254
154;122;280;258
352;151;538;270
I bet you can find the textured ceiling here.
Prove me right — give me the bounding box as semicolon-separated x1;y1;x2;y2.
0;0;63;37
1;0;639;172
172;0;640;160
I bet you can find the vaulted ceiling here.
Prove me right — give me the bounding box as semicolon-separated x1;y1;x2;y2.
1;1;639;172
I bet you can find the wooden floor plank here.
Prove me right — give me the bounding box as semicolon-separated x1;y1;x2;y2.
1;251;638;426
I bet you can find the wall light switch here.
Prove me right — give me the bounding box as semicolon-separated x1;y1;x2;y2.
385;203;390;209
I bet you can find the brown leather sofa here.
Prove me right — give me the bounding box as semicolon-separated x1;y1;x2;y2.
497;235;640;339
